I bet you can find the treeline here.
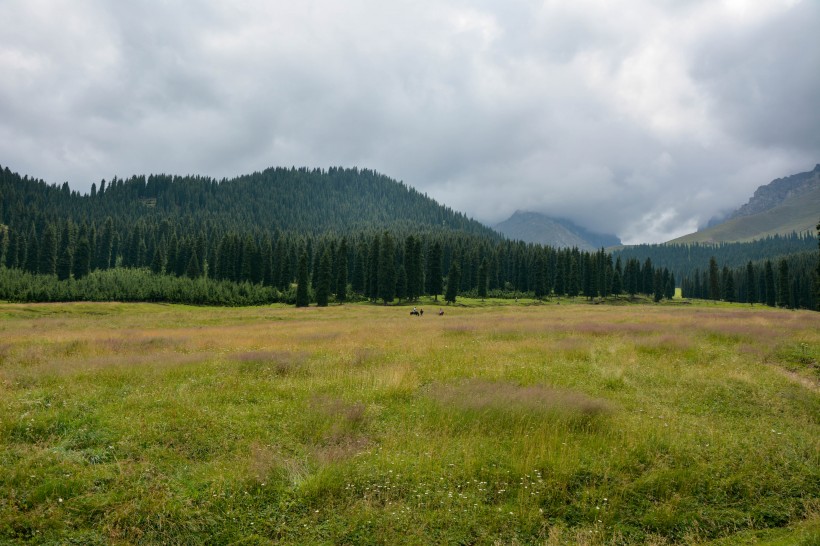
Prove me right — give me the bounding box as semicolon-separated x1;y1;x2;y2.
0;215;678;305
613;233;816;282
680;252;817;310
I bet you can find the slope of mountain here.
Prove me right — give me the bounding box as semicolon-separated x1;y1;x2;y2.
670;164;820;244
494;210;621;250
0;164;499;239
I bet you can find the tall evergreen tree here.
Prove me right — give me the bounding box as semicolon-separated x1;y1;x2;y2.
186;249;201;279
295;251;310;307
477;258;488;300
377;231;396;305
567;255;580;297
777;259;790;308
336;238;348;303
708;257;720;301
764;260;776;307
94;219;112;269
724;269;735;302
445;261;460;304
745;261;756;304
367;235;380;301
56;242;73;281
395;265;407;302
653;270;664;302
73;237;91;280
316;248;331;307
427;241;443;301
38;223;58;275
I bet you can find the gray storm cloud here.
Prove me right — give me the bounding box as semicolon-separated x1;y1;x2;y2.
0;0;817;243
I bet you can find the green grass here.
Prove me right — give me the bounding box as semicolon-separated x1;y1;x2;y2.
0;300;818;544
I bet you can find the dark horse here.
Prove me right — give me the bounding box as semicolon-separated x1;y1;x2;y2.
410;309;420;316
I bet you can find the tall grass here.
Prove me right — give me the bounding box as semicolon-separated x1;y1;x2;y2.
0;300;818;544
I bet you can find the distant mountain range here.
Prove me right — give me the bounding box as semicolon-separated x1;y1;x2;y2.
669;164;820;244
493;210;621;251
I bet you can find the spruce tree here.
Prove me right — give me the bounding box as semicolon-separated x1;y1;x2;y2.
612;269;622;297
367;235;380;301
186;249;201;279
477;258;488;300
73;237;91;280
427;241;443;301
708;257;720;301
777;259;789;308
151;241;167;275
567;255;580;297
38;223;58;275
395;265;407;302
316;249;331;307
764;260;776;307
445;261;460;304
336;238;348;303
745;261;756;305
533;253;547;300
724;270;735;302
295;251;310;307
377;232;396;305
653;270;663;302
56;243;73;281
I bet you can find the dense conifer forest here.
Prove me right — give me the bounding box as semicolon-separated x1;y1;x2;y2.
1;164;817;309
613;233;817;282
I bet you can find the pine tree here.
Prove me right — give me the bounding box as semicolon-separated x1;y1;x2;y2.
336;238;348;303
665;271;675;300
395;265;407;302
96;217;114;270
186;249;201;279
724;270;735;302
56;243;73;281
745;261;756;305
533;253;547;300
764;260;776;307
612;268;622;297
378;232;396;305
296;251;310;307
477;258;488;300
151;240;167;275
316;248;331;307
777;259;790;308
367;235;380;301
38;223;58;275
708;257;720;301
73;237;91;280
567;255;580;297
653;270;663;302
445;261;460;304
427;241;443;301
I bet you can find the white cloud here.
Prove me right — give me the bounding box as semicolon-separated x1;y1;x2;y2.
0;0;817;243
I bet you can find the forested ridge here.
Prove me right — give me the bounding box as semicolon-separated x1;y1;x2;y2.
0;164;497;238
0;164;817;309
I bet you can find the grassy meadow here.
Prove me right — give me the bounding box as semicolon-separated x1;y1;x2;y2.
0;299;818;544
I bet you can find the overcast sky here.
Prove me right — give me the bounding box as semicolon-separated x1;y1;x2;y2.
1;0;818;243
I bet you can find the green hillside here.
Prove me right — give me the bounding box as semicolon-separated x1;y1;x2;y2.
0;164;498;239
670;166;820;244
